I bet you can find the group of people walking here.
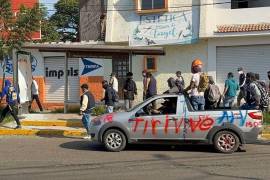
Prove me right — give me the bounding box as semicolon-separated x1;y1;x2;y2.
98;59;270;113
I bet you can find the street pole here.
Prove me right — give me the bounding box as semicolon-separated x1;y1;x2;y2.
64;52;68;113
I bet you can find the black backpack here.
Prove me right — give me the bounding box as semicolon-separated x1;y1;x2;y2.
254;81;269;108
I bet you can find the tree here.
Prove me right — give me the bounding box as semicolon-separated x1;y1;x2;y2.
0;0;43;59
39;6;60;42
50;0;79;42
0;0;42;91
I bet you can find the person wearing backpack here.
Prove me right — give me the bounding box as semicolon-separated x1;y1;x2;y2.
185;59;208;111
79;83;95;139
242;72;269;111
222;72;239;108
123;72;137;110
101;80;115;113
0;80;21;129
204;76;221;110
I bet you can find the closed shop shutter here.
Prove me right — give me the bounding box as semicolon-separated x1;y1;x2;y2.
216;45;270;86
44;57;80;103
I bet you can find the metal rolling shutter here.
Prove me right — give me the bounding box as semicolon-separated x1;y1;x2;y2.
216;45;270;86
44;57;79;103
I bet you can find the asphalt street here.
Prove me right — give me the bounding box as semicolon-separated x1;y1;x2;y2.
0;136;269;180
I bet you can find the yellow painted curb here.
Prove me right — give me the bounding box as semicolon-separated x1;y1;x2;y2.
21;120;83;127
262;134;270;139
0;129;86;137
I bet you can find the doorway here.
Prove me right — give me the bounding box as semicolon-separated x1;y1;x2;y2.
112;55;130;99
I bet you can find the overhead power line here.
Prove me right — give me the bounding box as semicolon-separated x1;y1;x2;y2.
10;0;264;13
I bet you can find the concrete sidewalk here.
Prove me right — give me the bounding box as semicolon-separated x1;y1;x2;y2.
0;113;87;138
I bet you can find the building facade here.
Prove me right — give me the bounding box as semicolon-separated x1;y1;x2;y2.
80;0;270;99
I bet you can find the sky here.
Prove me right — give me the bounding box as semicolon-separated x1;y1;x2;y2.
40;0;58;16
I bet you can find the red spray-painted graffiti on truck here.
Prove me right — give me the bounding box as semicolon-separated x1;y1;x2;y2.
129;115;215;136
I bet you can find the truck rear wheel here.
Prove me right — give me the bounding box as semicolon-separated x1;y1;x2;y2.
213;131;240;153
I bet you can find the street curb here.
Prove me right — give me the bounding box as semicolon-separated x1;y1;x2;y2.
0;129;86;137
21;120;83;128
262;134;270;139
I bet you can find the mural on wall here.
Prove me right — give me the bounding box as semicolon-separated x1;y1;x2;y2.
79;58;104;76
129;10;199;46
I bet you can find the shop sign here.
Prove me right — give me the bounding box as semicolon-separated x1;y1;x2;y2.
129;10;199;46
79;58;104;76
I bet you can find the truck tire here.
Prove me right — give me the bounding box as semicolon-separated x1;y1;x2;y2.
213;130;240;154
103;129;126;152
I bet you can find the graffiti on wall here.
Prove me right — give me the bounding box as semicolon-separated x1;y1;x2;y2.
3;55;38;75
129;10;199;46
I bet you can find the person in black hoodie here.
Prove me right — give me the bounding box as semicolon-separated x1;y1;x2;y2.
123;72;137;110
237;67;246;107
101;80;114;113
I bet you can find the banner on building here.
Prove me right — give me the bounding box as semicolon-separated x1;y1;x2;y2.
79;58;104;76
17;51;32;103
129;10;199;46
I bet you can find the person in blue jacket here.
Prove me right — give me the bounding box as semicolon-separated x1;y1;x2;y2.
0;80;21;129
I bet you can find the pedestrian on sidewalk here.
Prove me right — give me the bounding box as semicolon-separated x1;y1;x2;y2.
79;84;95;139
123;72;137;110
0;80;21;129
142;70;147;100
28;77;43;112
109;72;118;93
101;80;115;113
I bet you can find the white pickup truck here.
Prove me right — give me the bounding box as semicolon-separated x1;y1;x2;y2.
89;94;263;153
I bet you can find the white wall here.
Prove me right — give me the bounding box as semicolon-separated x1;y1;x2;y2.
106;0;199;42
201;0;270;37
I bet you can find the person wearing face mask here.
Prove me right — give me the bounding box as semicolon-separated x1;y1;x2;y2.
237;67;246;107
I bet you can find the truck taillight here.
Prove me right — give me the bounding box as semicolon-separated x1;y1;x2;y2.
248;112;262;120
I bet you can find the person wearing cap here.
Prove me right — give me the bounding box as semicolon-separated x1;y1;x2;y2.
79;83;95;139
237;67;246;107
123;72;137;110
109;72;118;93
185;58;206;111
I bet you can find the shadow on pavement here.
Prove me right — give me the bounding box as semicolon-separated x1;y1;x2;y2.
59;141;216;153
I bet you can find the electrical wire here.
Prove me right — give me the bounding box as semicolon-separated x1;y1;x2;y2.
9;0;267;12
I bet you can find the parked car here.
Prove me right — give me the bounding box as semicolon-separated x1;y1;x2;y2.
89;94;262;153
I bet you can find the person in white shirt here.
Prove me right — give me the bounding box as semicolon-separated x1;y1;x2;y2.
28;77;43;112
109;72;118;93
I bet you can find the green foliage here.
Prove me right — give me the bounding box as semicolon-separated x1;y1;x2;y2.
50;0;79;42
0;0;43;58
264;112;270;124
92;106;107;116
